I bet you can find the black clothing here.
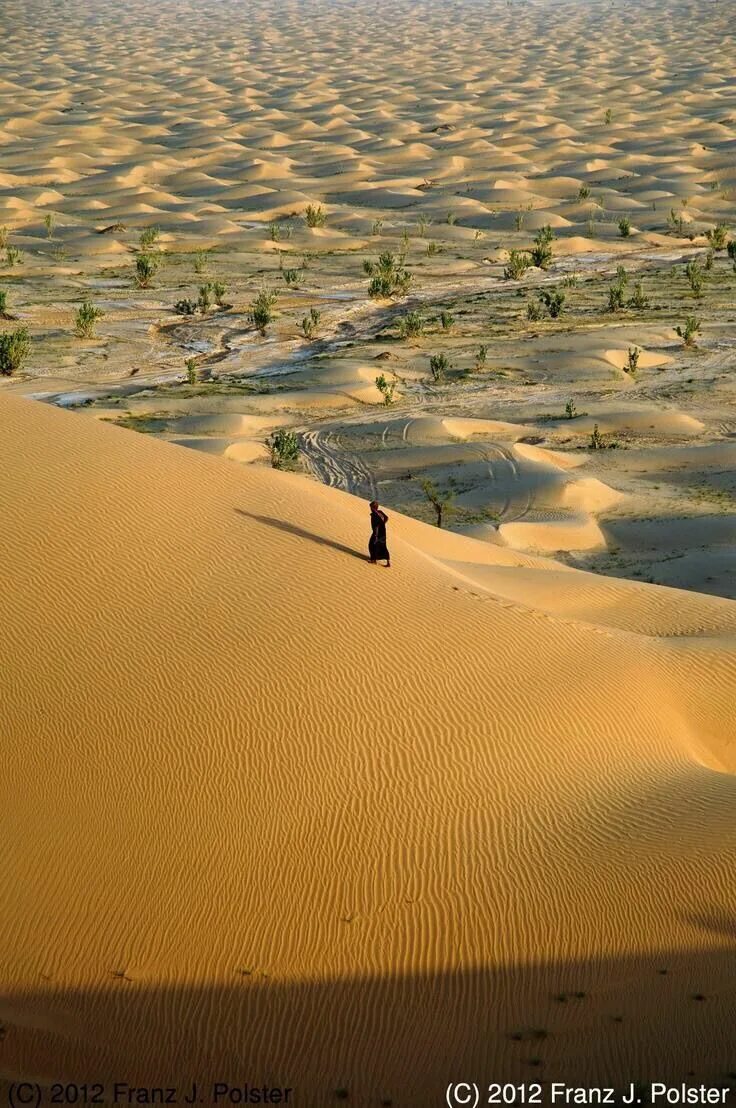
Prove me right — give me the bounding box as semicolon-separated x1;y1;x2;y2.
369;508;389;562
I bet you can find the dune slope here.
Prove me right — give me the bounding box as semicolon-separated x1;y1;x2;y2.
2;395;736;1101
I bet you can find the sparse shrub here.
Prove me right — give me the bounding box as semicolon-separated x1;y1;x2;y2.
301;250;313;269
185;358;198;385
134;253;157;287
198;284;213;313
704;249;715;271
268;428;300;469
301;308;321;339
608;280;626;312
139;225;160;250
282;268;300;286
429;353;449;381
527;299;543;322
668;209;685;235
400;229;410;253
577;185;590;201
375;374;396;405
515;211;524;231
193;250;209;274
626;347;640;374
684;260;703;297
474;344;488;371
727;241;736;261
0;326;30;375
628;281;649;309
604;108;612;125
371;219;383;236
426;241;440;257
530;225;554;269
211;281;226;306
446;211;457;226
504;249;532;280
249;288;278;334
439;309;454;331
304;204;326;228
562;273;579;288
365;252;411;298
51;244;68;263
269;223;281;242
420;477;455;528
6;246;22;267
398;311;423;339
705;223;728;250
44;212;55;238
590;423;605;449
417;214;431;237
539;288;565;318
0;289;8;318
615;265;628;286
675;316;701;347
174;298;197;315
618;216;631;238
0;227;7;249
74;300;104;338
565;399;578;419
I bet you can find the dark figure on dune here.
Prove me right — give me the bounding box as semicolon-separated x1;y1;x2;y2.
369;500;390;567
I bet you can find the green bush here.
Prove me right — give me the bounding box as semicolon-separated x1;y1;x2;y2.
375;374;396;405
577;186;590;201
608;280;626;312
249;289;278;334
268;428;300;469
185;358;198;385
0;326;30;375
705;223;728;250
675;316;701;347
6;246;22;267
618;216;631;237
429;353;449;381
565;399;578;419
526;300;542;322
134;253;158;287
530;226;554;269
539;288;565;318
301;307;321;339
504;249;532;280
304;205;326;228
684;260;703;297
74;300;104;338
175;298;197;315
625;347;640;374
628;281;649;309
139;225;160;250
0;289;8;317
398;311;423;339
364;252;411;298
193;250;209;274
439;309;454;331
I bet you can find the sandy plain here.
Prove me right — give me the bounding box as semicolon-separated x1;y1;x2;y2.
1;0;736;1101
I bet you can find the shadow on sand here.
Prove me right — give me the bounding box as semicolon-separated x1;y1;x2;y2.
235;508;369;563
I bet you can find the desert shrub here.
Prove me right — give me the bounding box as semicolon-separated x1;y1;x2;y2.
210;281;226;305
562;273;579;288
417;214;431;237
668;209;685;235
301;307;322;339
590;424;605;449
185;358;198;385
6;246;22;267
372;219;383;236
375;374;396;405
198;284;213;313
400;229;410;252
74;300;104;338
429;353;449;381
504;249;532;280
174;298;197;316
0;326;30;375
618;216;631;238
474;344;487;371
704;249;715;271
527;300;543;322
139;225;160;250
44;212;55;238
675;316;701;346
608;280;626;312
705;223;728;250
268;428;300;469
577;185;590;201
420;477;455;528
604;108;612;124
727;241;736;261
684;260;703;297
193;250;209;274
626;347;640;374
530;225;554;269
565;399;578;419
282;268;300;286
0;289;8;317
304;204;326;228
628;281;649;309
426;241;440;257
439;309;454;331
0;227;7;249
249;289;278;333
134;253;158;287
539;288;565;318
398;311;423;339
269;223;281;241
515;211;524;231
365;252;411;298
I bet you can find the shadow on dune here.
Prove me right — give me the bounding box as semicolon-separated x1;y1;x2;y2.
235;509;369;562
4;949;736;1104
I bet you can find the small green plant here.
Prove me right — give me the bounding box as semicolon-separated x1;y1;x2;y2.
429;353;449;381
439;309;454;331
446;211;457;226
0;289;9;318
530;225;554;269
590;423;605;449
668;209;685;235
301;307;321;339
562;273;579;288
426;241;440;257
139;225;160;250
134;253;157;287
704;249;715;271
249;288;278;334
268;428;300;469
198;284;213;313
74;300;104;338
626;347;640;374
282;268;300;286
727;241;736;261
527;299;543;322
515;211;525;231
539;288;565;318
675;315;701;347
269;223;281;242
193;250;209;275
185;358;198;385
6;246;22;267
474;344;488;371
0;227;7;249
371;218;383;236
618;216;631;237
0;326;30;375
504;249;531;280
398;311;423;339
684;260;703;297
628;281;649;309
44;212;55;238
51;244;68;264
608;280;626;312
174;298;197;315
211;281;226;306
420;477;455;528
705;223;728;250
375;374;396;405
577;185;590;201
364;252;411;298
417;214;431;237
604;108;612;125
565;399;578;419
304;204;326;228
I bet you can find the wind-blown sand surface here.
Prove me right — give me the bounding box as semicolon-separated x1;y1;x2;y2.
2;0;736;1099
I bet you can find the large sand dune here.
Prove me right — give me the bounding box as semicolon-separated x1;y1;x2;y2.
2;395;736;1101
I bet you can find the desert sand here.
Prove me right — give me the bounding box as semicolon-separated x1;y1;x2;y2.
2;0;736;1101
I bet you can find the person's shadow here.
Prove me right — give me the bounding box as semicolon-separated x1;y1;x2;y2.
235;509;369;562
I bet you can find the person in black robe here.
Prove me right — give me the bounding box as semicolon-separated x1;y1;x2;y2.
368;500;390;567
